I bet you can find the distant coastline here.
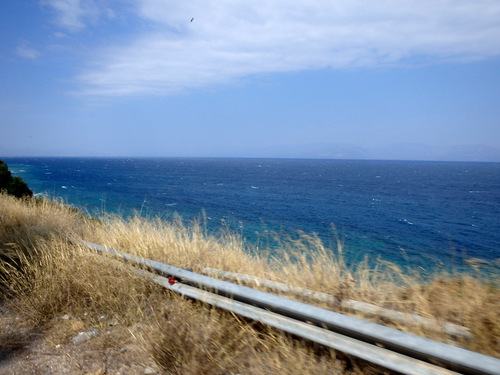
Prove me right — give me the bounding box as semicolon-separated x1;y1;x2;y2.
2;141;500;163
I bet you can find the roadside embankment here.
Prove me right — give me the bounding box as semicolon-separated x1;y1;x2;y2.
1;193;498;374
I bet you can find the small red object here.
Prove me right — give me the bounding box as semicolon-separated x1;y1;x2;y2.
168;276;176;285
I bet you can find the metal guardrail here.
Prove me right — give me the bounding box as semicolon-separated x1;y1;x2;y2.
136;268;458;375
200;267;472;339
72;238;500;375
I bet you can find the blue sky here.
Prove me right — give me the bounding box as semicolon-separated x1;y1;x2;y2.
1;0;500;161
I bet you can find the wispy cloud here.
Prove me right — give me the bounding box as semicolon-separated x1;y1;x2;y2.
71;0;500;96
42;0;102;31
16;43;41;59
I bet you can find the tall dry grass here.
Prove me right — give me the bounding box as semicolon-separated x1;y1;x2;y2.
0;193;498;374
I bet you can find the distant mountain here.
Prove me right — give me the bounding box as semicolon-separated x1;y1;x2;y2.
236;142;371;160
238;142;500;162
274;142;372;160
3;142;499;162
373;143;500;162
440;145;500;162
373;143;442;161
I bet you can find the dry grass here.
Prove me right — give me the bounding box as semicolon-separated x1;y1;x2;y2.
0;193;499;374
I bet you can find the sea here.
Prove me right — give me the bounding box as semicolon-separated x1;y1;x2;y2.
3;157;500;273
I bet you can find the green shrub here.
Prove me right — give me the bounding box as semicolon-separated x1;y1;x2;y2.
0;160;33;198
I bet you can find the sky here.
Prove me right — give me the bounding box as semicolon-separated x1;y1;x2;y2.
1;0;500;161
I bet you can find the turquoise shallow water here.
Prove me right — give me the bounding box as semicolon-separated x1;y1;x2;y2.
4;157;500;272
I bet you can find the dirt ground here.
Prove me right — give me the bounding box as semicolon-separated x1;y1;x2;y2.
0;302;162;375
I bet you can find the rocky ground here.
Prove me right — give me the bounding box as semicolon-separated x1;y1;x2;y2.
0;302;162;375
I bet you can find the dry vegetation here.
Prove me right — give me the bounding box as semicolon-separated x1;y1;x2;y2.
0;193;499;374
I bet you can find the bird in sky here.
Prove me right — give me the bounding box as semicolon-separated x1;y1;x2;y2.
191;17;194;22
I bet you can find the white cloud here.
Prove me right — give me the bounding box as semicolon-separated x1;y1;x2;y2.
16;43;41;59
76;0;500;96
42;0;102;31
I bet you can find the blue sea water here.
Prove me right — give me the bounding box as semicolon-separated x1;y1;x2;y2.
3;157;500;272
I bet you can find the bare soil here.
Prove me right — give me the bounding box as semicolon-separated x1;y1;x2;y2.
0;301;162;375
